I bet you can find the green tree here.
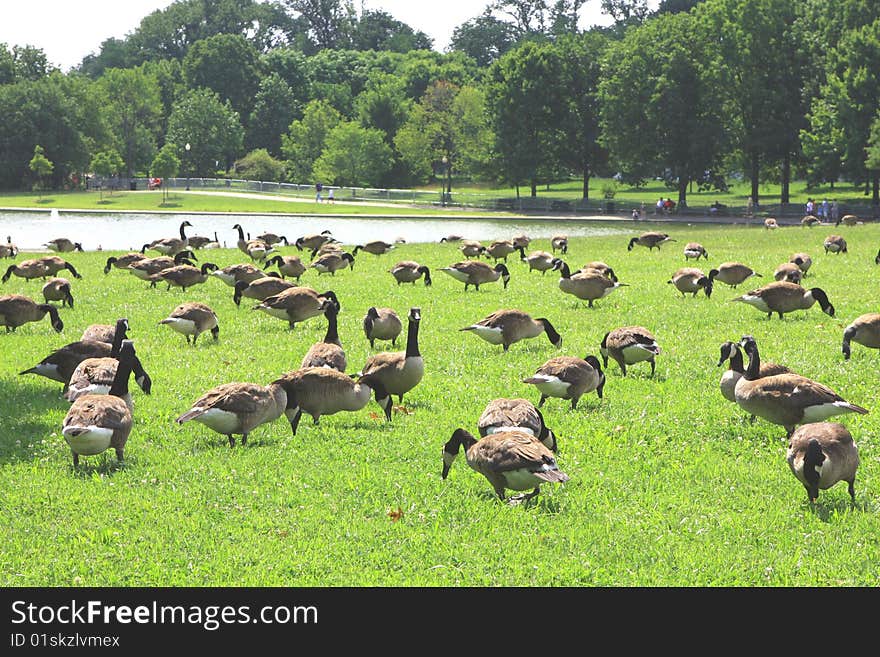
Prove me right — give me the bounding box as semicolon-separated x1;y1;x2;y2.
89;149;124;200
312;121;392;187
281;99;343;183
247;73;299;156
150;144;180;203
234;148;285;181
28;145;54;199
166;88;245;175
283;0;356;49
800;97;845;188
600;0;651;25
449;11;519;67
866;112;880;171
352;9;433;52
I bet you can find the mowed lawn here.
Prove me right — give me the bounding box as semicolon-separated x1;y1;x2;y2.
1;219;878;587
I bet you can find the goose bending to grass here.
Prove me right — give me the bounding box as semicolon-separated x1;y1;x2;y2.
627;232;674;252
731;281;834;320
294;231;335;252
253;288;339;330
786;422;859;504
477;398;557;452
128;251;196;281
600;326;661;377
440;261;510;291
683;242;708;260
363;307;402;349
210;262;266;287
45;238;83;253
460;309;561;353
159;302;219;345
104;252;146;274
522;354;604;410
708;262;761;289
3;259;50;283
266;255;306;281
301;302;346;371
773;262;802;284
668;267;712;298
553;259;627;307
142;221;192;256
823;234;847;254
842;313;880;360
389;261;431;286
353;241;395;256
36;256;82;280
149;262;218;292
41;278;74;308
520;248;556;274
232;274;296;306
0;294;63;333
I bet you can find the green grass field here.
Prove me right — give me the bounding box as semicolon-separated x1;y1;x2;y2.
1;219;878;586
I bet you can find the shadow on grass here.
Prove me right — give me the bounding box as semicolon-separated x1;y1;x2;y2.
0;378;65;464
69;453;131;477
35;198;56;205
159;202;182;209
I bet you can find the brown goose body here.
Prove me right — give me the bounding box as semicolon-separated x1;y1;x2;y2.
550;235;568;254
159;302;219;345
210;262;266;287
521;249;555;274
256;232;288;246
253;288;339;329
442;428;569;503
708;262;760;288
773;262;803;284
20;339;114;384
579;262;617;281
459;240;485;258
64;352;153;412
357;307;423;402
802;214;820;227
842;313;880;360
477;398;557;452
363;307;402;348
0;236;17;258
600;326;661;376
310;251;354;275
80;318;130;344
460;308;562;352
731;281;835;319
440;260;510;291
764;218;779;229
790;253;812;275
353;240;394;256
669;267;712;297
301;304;346;371
786;422;860;503
485;240;516;262
36;256;82;279
232;275;297;306
0;294;63;333
143;220;192;256
512;234;531;250
554;260;625;307
823;234;847;254
41;278;74;308
150;262;217;291
627;232;674;251
104;252;146;274
266;255;306;281
717;341;792;405
389;261;432;286
523;354;604;410
837;214;859;226
683;242;708;260
294;231;335;252
45;238;83;253
128;251;194;281
3;259;50;282
186;231;219;250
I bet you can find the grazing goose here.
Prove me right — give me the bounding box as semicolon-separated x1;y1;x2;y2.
440;261;510;291
802;214;820;227
717;341;792;422
232;274;296;306
80;317;130;344
579;262;618;282
353;241;395;256
707;262;761;289
786;422;860;504
460;309;562;352
459;240;485;258
35;256;82;279
553;260;626;307
301;303;346;371
550;235;568;254
522;354;605;410
735;335;868;436
683;242;708;260
233;224;271;261
520;248;556;274
731;281;835;319
477;398;557;452
627;232;674;251
363;307;402;348
127;250;195;281
276;367;392;435
389;261;432;286
256;232;288;246
149;262;218;291
823;234;847;254
310;242;344;260
3;259;51;283
176;378;288;447
356;307;423;403
41;278;74;308
294;231;335;252
210;262;266;287
158;302;219;345
512;234;531;250
45;238;83;253
61;340;138;467
600;326;661;377
842;313;880;360
764;217;779;229
104;252;146;274
186;231;220;250
668;267;713;298
484;240;516;262
439;234;463;243
310;251;355;275
266;254;306;281
773;262;802;284
789;253;812;277
0;294;63;333
253;288;339;330
0;236;17;258
142;220;192;255
21;330;126;386
64;343;152;411
441;428;568;504
837;214;859;227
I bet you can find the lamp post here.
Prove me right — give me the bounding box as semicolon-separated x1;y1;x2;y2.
441;155;449;206
185;142;191;190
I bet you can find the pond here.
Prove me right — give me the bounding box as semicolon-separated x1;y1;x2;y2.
0;209;634;252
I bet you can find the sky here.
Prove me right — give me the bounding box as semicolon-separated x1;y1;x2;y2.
0;0;633;72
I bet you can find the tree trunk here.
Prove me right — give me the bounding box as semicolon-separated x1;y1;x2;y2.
781;153;790;204
582;165;590;200
873;174;879;206
530;179;537;197
750;151;760;207
677;177;688;207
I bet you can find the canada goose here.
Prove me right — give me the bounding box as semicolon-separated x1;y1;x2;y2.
842;313;880;360
668;267;713;298
363;307;402;348
61;340;139;467
717;341;792;421
356;307;423;403
683;242;708;260
127;251;195;281
0;236;17;258
187;231;220;250
80;317;130;344
3;259;50;283
232;274;296;306
773;262;802;284
176;378;288;447
104;252;146;274
523;354;604;410
253;287;339;329
44;238;83;253
600;326;661;376
707;262;761;289
735;335;868;436
837;214;859;227
266;254;306;281
512;234;531;250
149;262;218;291
477;398;557;452
440;261;510;291
233;224;272;261
439;234;463;243
790;253;812;276
301;303;346;371
802;214;820;227
550;235;568;254
461;309;561;352
209;262;266;287
256;232;288;246
158;302;219;345
294;230;335;252
627;232;674;251
64;343;152;411
0;294;63;333
786;422;860;504
441;428;568;504
484;240;515;262
520;248;556;274
553;260;626;307
764;218;779;229
275;367;392;435
41;278;74;308
389;261;432;286
823;234;847;254
353;241;394;256
459;240;485;258
579;262;618;282
310;251;355;275
310;242;344;260
142;220;192;255
731;281;835;319
35;256;82;279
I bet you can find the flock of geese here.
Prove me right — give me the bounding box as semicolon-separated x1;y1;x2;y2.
0;218;878;506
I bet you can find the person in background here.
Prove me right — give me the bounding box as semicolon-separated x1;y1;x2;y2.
328;188;334;204
656;198;664;215
632;208;640;221
831;199;839;224
820;198;830;221
315;181;323;203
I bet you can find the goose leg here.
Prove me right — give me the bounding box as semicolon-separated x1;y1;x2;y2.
115;448;124;463
72;451;79;467
241;434;248;445
228;435;235;448
848;480;856;505
538;394;547;408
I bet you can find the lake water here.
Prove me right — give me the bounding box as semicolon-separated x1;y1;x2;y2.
0;209;634;252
